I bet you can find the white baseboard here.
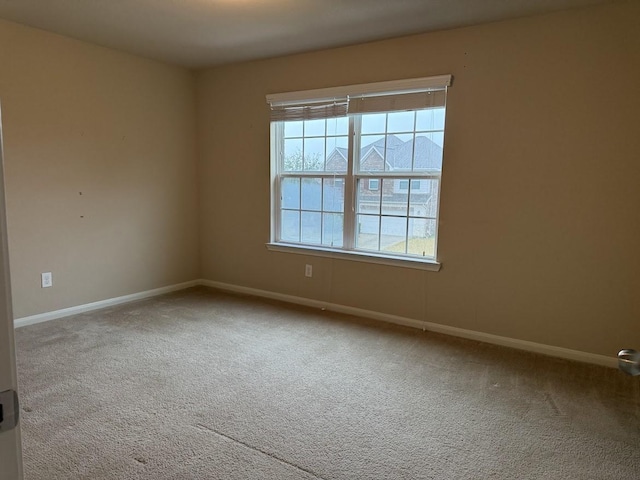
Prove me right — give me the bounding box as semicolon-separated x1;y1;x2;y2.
13;277;618;369
13;280;201;329
202;279;618;369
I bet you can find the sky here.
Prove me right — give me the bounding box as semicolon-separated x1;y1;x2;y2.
283;109;446;167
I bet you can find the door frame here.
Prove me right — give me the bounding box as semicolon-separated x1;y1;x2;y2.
0;102;24;480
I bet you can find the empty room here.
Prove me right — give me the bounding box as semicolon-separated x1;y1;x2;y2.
0;0;639;478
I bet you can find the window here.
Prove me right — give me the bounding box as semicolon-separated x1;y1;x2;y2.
268;75;450;268
398;180;421;191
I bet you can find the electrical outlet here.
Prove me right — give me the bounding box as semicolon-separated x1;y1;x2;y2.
305;264;312;278
41;272;52;288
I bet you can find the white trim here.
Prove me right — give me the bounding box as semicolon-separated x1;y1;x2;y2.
266;243;441;271
13;280;200;328
267;75;452;106
202;280;618;369
13;277;618;369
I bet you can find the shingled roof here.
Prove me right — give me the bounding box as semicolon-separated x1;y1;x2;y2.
331;134;442;171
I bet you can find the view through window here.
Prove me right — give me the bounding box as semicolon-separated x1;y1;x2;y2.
269;76;449;263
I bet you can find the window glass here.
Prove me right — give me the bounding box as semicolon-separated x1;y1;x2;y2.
301;178;322;211
380;216;408;252
301;211;322;244
323;179;344;212
303;138;325;171
357;179;381;214
359;135;385;172
281;210;300;243
284;121;303;138
416;108;445;131
283;139;303;171
304;119;325;137
322;213;344;247
361;113;386;134
281;178;300;209
356;214;380;251
325;136;348;172
326;117;349;136
271;83;448;261
387;111;415;133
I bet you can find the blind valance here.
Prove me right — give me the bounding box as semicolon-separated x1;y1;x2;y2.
267;74;451;121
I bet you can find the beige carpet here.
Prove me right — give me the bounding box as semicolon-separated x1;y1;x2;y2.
15;287;640;479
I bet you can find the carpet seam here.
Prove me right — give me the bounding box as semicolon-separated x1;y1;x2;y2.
195;423;327;480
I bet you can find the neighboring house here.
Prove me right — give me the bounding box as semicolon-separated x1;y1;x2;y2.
327;134;443;238
327;132;441;174
282;134;443;245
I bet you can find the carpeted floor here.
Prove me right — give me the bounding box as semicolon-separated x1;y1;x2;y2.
15;287;640;479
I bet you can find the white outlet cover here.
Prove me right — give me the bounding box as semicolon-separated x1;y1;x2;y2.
41;272;52;288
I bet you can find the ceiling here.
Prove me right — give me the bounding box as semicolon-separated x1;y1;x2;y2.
0;0;613;68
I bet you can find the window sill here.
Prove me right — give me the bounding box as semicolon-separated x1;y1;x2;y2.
265;243;441;271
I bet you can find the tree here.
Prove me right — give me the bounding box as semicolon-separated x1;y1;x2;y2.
284;149;324;171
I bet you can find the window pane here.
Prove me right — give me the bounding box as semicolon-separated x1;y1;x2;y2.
273;91;447;260
281;210;300;242
356;214;379;251
326;117;348;136
361;113;386;134
382;182;408;216
323;178;344;212
413;133;444;172
359;135;385;172
281;177;300;209
322;213;343;247
357;179;381;214
407;218;436;258
325;136;348;172
380;216;408;253
301;211;322;244
284;121;303;138
301;178;322;211
416;108;445;131
387;111;415;133
410;179;438;218
283;139;303;171
303;138;325;171
304;119;325;137
385;133;413;171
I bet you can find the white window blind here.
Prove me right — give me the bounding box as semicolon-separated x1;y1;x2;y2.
348;89;446;115
269;99;348;122
267;74;452;119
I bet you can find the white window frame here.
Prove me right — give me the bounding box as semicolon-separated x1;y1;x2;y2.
267;75;451;272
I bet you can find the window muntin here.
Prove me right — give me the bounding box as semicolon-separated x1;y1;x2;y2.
279;118;348;248
270;78;449;263
282;118;348;173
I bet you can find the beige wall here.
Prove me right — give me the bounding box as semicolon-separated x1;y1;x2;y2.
0;20;199;318
0;2;637;358
197;1;640;357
